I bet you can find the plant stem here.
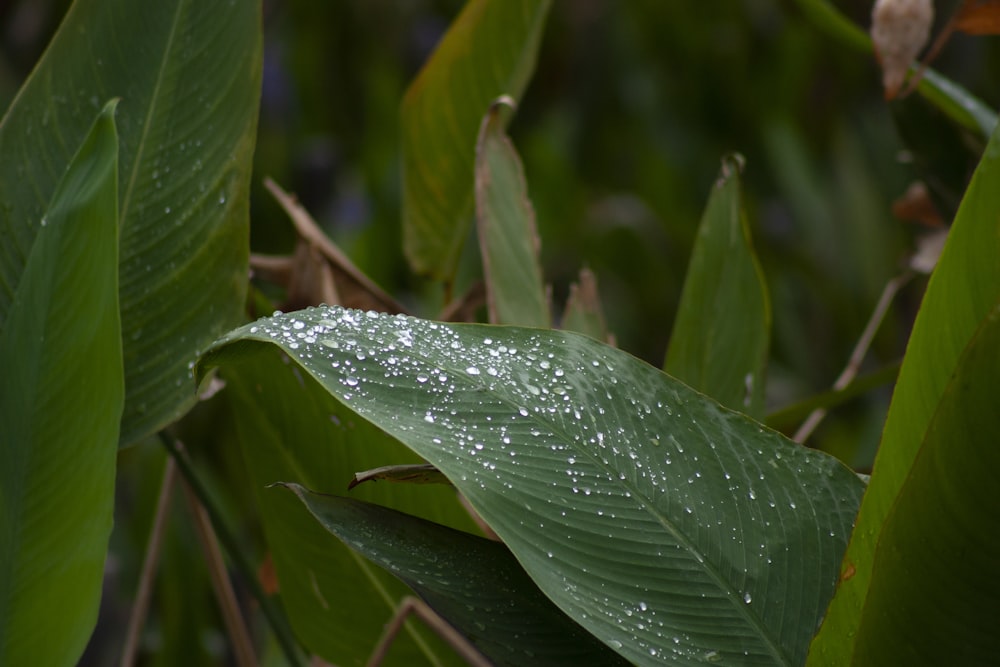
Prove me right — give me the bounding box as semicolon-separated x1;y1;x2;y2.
181;472;258;667
120;457;177;667
794;271;913;444
366;597;491;667
159;432;305;667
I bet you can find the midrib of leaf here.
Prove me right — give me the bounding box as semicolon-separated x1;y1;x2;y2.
282;332;792;664
117;0;185;226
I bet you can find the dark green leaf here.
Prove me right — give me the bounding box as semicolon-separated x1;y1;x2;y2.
218;349;481;666
475;97;550;328
202;306;865;665
401;0;551;281
0;102;121;665
281;483;629;667
850;302;1000;663
0;0;262;445
665;155;770;418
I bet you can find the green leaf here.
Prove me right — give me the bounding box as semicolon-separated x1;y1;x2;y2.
202;306;865;666
809;106;1000;664
217;349;481;666
401;0;551;282
281;484;629;667
849;301;1000;663
0;0;262;445
664;155;770;418
475;97;550;328
0;102;121;666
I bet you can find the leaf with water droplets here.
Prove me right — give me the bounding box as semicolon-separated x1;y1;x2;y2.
0;0;261;445
202;306;865;665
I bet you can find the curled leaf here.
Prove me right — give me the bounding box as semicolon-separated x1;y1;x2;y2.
871;0;934;99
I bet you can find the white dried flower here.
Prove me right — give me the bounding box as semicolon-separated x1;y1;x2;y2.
871;0;934;98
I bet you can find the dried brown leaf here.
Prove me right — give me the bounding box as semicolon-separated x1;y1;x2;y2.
956;0;1000;34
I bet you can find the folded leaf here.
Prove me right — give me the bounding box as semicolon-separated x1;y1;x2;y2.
0;102;121;666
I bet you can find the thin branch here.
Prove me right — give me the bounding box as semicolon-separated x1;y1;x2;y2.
794;271;914;444
160;433;304;666
366;597;491;667
120;457;177;667
181;471;258;667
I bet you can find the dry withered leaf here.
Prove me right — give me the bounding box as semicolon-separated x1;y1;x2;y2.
892;181;944;227
263;177;408;314
871;0;934;99
955;0;1000;34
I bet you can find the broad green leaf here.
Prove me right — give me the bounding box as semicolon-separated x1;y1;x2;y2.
281;484;629;667
849;302;1000;663
0;0;261;445
664;155;770;418
809;109;1000;664
401;0;551;281
0;102;121;666
203;306;865;666
215;349;480;666
475;97;550;328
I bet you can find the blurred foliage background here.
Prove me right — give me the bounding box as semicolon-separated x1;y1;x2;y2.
2;0;997;663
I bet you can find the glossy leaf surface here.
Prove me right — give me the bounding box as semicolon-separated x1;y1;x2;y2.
664;156;770;418
282;484;628;667
0;0;261;445
401;0;551;281
203;306;865;665
0;103;121;665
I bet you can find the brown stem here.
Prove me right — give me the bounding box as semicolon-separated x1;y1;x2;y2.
794;271;913;444
181;467;258;667
366;597;491;667
120;458;177;667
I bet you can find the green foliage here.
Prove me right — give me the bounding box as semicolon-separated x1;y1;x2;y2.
0;102;121;665
203;306;864;665
401;0;551;283
1;0;999;665
0;0;261;445
664;155;770;418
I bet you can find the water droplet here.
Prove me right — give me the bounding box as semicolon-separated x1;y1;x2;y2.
743;592;752;604
345;376;358;387
466;366;480;375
